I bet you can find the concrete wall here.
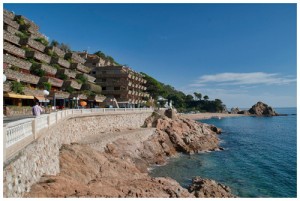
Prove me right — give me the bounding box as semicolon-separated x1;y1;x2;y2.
3;111;152;197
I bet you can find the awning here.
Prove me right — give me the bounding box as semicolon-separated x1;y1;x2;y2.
95;99;104;103
34;96;50;102
4;93;34;99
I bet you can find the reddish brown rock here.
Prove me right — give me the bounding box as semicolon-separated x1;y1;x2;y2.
248;101;278;116
188;176;236;198
26;110;235;198
25;144;193;198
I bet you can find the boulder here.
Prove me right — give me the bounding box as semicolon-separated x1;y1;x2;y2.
248;102;278;116
188;176;236;198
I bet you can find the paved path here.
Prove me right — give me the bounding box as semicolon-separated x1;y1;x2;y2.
3;114;51;124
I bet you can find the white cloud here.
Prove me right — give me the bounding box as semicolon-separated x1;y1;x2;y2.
192;72;296;86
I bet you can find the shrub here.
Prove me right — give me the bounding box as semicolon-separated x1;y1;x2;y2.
15;32;29;39
76;74;87;84
11;81;24;94
51;64;61;70
66;86;74;93
57;73;68;80
42;82;52;91
30;64;46;77
34;37;49;46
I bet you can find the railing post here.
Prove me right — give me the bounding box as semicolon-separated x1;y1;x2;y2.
47;114;50;127
3;125;7;162
32;118;37;139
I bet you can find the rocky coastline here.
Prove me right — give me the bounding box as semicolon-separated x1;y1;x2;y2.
25;109;236;198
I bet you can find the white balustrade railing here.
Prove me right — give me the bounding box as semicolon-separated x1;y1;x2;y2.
3;108;153;161
5;119;34;147
49;113;57;126
34;115;48;134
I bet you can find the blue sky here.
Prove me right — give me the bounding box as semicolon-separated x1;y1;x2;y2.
4;3;297;108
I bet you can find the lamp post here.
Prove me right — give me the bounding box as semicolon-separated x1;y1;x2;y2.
73;97;79;108
43;90;49;110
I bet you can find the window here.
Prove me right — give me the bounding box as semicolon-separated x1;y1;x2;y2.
102;79;106;82
114;87;120;91
102;87;106;90
102;71;106;74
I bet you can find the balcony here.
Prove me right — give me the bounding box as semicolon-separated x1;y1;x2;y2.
19;38;46;52
65;52;86;64
88;94;106;102
4;54;32;71
26;51;51;64
4;69;40;85
29;32;47;41
70;93;88;100
94;73;130;79
23;87;45;96
4;42;26;58
63;80;82;90
81;83;102;93
4;16;20;29
4;30;21;46
70;63;91;73
50;57;71;69
4;24;22;37
3;82;11;92
51;57;71;69
102;89;130;95
45;46;65;58
57;69;77;79
39;76;63;88
80;74;95;83
4;9;15;19
15;15;39;34
36;64;57;75
49;91;70;99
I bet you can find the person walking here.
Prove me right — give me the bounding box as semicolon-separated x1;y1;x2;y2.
32;102;43;116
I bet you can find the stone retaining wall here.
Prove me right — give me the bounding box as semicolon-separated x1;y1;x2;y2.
3;111;153;197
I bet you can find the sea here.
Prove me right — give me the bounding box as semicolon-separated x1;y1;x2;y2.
150;107;297;198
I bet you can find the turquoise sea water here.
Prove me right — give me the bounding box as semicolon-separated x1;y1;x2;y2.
150;108;297;197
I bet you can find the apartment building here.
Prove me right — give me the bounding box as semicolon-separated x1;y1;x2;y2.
3;9;105;115
90;65;150;108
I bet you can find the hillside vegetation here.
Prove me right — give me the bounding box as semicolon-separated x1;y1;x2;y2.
141;72;227;113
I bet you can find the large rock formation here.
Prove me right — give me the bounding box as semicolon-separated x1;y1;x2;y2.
25;110;235;198
188;177;236;198
248;102;278;116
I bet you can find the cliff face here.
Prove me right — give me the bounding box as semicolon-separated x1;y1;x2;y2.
25;110;235;198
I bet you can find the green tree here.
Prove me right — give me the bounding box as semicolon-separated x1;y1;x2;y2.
194;92;202;100
203;95;209;101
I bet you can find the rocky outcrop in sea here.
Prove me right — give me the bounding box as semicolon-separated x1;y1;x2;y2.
248;101;278;116
25;109;235;198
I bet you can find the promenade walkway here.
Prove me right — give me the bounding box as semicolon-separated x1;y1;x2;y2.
3;108;153;163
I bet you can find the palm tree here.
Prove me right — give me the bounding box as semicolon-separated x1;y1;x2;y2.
203;95;209;101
